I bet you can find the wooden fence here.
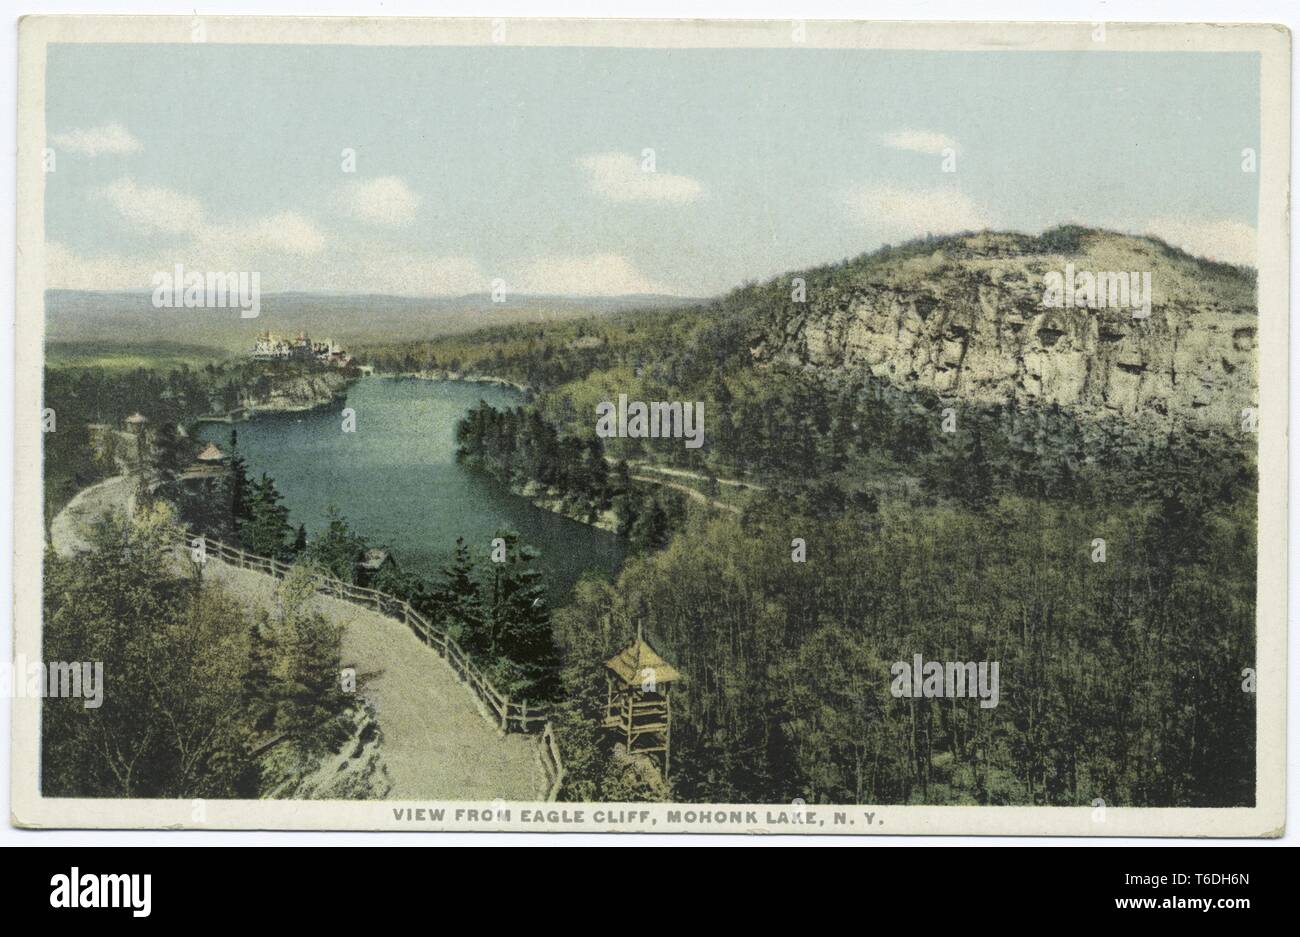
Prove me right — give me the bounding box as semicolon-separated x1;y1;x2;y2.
175;531;565;801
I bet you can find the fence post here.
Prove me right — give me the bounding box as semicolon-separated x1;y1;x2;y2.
499;697;510;737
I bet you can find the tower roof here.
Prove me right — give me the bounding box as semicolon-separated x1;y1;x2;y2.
124;412;148;424
605;637;680;686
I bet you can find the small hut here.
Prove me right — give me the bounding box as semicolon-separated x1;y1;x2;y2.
187;443;229;477
124;412;149;434
603;626;679;777
356;548;396;587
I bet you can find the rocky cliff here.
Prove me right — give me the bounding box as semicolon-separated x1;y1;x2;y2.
749;229;1257;435
243;369;354;413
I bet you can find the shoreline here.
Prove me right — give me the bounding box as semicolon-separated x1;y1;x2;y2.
375;368;532;398
190;369;358;430
208;367;624;546
366;372;622;535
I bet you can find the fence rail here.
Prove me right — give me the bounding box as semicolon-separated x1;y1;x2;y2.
177;531;565;801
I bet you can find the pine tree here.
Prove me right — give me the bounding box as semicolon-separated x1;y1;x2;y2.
243;473;293;558
151;421;191;484
225;446;252;537
247;566;351;757
485;530;560;701
437;536;484;650
582;437;609;509
303;506;368;582
630;497;671;551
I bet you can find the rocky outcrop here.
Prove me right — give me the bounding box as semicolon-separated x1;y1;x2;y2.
750;230;1257;435
243;369;354;413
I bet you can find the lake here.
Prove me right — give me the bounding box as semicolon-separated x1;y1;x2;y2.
199;376;625;597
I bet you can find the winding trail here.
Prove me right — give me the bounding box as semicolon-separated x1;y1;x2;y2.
602;457;761;513
629;474;741;514
48;475;135;555
605;456;767;491
49;475;547;802
199;559;546;801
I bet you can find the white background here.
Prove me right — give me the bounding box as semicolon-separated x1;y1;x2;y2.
1;0;1295;848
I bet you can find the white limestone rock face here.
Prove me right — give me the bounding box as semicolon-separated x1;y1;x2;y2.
750;231;1257;437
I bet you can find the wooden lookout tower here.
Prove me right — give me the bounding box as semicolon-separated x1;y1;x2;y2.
603;625;680;778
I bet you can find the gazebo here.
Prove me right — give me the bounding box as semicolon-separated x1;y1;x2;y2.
187;443;229;477
603;625;680;778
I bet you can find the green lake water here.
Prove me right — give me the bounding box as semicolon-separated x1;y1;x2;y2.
199;376;624;597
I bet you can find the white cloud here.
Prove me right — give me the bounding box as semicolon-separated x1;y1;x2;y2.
204;212;328;258
50;123;142;157
881;129;959;156
578;152;704;203
1143;218;1257;268
45;239;479;296
95;177;327;261
337;176;421;226
45;241;161;291
513;254;670;296
53;182;330;290
99;178;206;235
843;185;994;242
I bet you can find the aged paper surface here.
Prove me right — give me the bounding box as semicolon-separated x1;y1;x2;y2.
12;16;1288;835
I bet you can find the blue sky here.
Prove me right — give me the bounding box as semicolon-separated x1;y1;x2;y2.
45;44;1260;296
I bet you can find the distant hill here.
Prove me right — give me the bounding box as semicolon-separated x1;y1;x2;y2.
44;340;227;371
44;290;698;354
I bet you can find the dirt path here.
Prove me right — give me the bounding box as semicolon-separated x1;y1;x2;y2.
49;475;135;556
200;560;547;801
50;477;547;802
629;474;741;514
606;456;767;491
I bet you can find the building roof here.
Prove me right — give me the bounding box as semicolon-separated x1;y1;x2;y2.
195;443;226;462
358;548;392;570
605;637;680;685
124;412;148;424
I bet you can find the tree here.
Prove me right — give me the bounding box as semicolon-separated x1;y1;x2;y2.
777;621;904;804
629;496;671;551
485;530;561;701
247;565;352;757
42;502;258;798
303;506;368;582
226;445;252;535
435;536;484;649
242;473;293;559
151;421;191;484
174;477;234;541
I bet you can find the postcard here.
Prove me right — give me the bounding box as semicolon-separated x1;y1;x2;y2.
11;16;1289;835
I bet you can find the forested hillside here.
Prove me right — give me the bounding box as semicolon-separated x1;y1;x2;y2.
361;227;1259;806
